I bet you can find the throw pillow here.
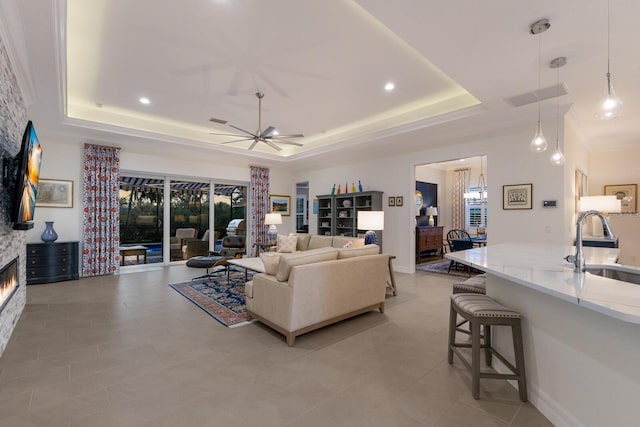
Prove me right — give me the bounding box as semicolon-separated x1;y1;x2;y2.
259;252;281;275
343;241;353;248
277;234;297;253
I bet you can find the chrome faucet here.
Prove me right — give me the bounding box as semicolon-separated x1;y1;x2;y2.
565;210;616;273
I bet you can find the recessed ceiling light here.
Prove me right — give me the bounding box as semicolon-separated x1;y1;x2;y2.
139;97;150;105
384;82;395;91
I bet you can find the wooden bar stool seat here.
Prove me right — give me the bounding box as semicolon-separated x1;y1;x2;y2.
447;293;528;402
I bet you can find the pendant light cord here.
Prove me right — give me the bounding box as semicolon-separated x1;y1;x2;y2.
537;34;542;122
607;0;611;76
556;66;560;148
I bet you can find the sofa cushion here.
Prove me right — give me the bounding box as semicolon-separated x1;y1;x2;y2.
337;244;380;259
294;233;311;251
259;252;281;275
277;234;297;253
332;236;365;248
307;235;333;250
275;247;338;282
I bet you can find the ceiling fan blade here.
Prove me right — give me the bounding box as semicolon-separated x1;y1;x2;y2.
260;126;276;138
229;124;258;137
248;140;259;150
272;140;304;147
209;117;228;125
221;138;254;144
209;132;245;137
271;133;304;138
263;140;283;151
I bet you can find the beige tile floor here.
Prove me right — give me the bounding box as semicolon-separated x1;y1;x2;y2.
0;264;554;427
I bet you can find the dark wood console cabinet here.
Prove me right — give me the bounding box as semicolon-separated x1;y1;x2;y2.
416;226;444;262
26;242;79;285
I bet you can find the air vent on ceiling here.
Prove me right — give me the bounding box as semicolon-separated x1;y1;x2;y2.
505;83;569;107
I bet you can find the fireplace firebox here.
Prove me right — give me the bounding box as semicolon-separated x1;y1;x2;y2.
0;257;18;313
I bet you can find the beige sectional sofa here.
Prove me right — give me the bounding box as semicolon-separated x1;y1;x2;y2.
245;243;387;346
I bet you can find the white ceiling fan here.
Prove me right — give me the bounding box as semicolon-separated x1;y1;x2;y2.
209;92;304;151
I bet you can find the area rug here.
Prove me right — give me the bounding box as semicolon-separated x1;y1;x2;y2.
416;259;479;277
169;271;254;327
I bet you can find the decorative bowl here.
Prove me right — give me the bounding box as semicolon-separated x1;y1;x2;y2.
342;200;352;208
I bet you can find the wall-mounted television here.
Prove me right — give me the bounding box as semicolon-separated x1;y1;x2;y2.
9;121;43;230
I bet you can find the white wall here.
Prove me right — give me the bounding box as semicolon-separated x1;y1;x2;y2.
26;135;295;253
295;119;570;273
31;114;582;275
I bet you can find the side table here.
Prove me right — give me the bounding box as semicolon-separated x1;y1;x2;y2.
387;255;397;296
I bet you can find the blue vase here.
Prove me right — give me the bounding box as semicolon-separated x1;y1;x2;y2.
41;221;58;243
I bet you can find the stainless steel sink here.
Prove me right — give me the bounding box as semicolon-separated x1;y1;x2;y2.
584;266;640;285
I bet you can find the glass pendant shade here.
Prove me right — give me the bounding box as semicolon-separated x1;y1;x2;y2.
597;73;623;120
550;141;565;166
530;120;548;152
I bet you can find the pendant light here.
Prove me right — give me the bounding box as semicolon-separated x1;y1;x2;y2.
597;0;623;120
478;155;487;202
550;57;566;166
529;19;550;153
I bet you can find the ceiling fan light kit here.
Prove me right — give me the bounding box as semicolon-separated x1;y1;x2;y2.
209;92;304;151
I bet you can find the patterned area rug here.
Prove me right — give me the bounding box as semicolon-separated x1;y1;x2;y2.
169;271;254;327
416;259;479;277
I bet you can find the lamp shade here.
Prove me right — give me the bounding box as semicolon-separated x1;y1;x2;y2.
357;211;384;231
579;196;621;213
426;206;438;217
264;213;282;225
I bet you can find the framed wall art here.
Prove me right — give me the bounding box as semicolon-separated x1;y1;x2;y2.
395;196;403;207
503;184;532;210
36;179;74;208
388;196;395;207
269;194;291;216
604;184;637;214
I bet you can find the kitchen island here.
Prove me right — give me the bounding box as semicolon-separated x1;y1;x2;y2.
447;243;640;427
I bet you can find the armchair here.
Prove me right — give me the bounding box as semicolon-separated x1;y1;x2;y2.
446;229;473;275
170;228;197;260
186;235;246;280
182;230;221;259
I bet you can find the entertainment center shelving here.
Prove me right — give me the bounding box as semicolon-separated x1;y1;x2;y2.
316;191;383;246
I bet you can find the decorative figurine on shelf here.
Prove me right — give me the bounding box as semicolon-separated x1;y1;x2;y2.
345;182;349;193
358;180;363;192
337;184;341;194
331;184;336;195
351;182;356;193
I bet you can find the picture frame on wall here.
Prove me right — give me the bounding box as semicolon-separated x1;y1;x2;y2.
36;179;74;208
575;169;588;213
503;183;532;210
269;194;291;216
395;196;403;207
388;196;395;207
604;184;637;214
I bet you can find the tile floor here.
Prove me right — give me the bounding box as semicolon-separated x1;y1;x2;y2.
0;264;554;426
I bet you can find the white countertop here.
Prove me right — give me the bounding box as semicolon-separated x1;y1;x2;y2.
446;243;640;324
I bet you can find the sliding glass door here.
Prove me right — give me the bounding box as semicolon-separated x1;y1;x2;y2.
119;174;247;266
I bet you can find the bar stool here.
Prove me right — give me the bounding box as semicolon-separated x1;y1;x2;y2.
448;293;528;402
452;274;486;336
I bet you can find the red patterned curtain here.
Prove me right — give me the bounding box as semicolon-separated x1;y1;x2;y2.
82;144;121;276
453;168;470;230
250;166;269;253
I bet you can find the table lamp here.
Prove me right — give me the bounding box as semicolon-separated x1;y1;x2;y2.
357;211;384;245
426;206;438;226
264;213;282;244
578;196;621;237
